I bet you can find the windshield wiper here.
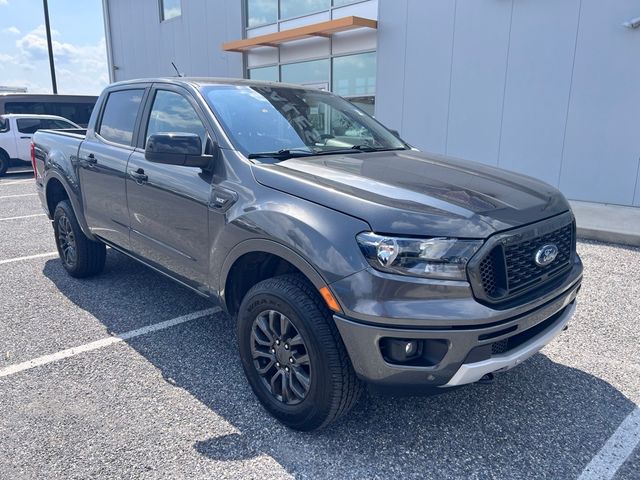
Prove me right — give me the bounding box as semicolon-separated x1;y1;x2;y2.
350;145;408;152
247;149;316;160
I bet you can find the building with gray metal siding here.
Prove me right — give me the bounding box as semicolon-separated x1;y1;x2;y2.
102;0;640;207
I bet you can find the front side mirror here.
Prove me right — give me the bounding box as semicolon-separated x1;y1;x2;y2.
145;132;211;168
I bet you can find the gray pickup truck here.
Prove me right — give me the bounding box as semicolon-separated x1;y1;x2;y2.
33;78;582;431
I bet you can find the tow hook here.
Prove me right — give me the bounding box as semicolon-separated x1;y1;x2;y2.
478;372;495;384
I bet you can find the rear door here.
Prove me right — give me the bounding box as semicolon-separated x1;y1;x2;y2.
125;84;213;290
79;86;149;248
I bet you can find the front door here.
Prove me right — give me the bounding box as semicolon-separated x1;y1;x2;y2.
125;86;212;290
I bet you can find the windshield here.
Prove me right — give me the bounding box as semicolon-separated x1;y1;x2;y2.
201;85;407;159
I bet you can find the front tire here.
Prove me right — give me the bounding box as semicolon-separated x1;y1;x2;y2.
237;274;363;431
53;200;106;278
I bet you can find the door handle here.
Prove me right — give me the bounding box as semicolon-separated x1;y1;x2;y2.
86;153;98;164
129;168;148;184
20;136;32;139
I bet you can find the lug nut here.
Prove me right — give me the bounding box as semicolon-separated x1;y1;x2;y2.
276;362;281;368
284;344;289;350
275;339;280;346
285;366;290;372
289;357;294;363
270;348;276;354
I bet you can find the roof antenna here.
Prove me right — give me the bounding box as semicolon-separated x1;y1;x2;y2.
171;62;183;77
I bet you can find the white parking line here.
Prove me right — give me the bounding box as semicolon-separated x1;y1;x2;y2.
0;252;58;265
578;407;640;480
0;193;38;199
0;213;47;221
0;307;220;378
0;179;34;186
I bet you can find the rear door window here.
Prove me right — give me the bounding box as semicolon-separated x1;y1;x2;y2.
98;89;144;146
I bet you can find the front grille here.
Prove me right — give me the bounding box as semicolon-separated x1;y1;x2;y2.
504;223;573;293
471;218;575;305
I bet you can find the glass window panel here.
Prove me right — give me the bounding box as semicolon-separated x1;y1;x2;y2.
280;0;330;19
146;90;207;151
98;89;144;145
332;52;376;98
281;59;329;86
247;0;277;27
202;85;405;157
17;118;43;134
348;96;375;116
249;66;279;82
332;0;357;6
161;0;181;21
4;101;95;126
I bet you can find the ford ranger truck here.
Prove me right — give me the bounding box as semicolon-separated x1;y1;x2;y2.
33;78;582;431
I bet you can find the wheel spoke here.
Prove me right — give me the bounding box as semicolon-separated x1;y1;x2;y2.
293;352;309;366
280;315;290;339
270;369;284;399
268;310;279;337
251;347;273;361
290;366;311;393
288;334;304;347
254;357;275;375
255;316;274;343
251;330;271;347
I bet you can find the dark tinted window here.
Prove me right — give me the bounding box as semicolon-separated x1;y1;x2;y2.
0;117;8;133
4;101;96;126
17;118;77;134
146;90;206;150
98;90;144;145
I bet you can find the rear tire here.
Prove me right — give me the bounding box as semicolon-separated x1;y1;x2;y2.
237;274;363;431
0;151;9;177
53;200;106;278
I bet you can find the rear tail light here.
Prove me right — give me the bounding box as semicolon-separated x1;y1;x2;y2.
30;142;37;178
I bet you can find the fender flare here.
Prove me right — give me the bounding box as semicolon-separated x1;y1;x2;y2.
44;170;96;240
218;238;329;310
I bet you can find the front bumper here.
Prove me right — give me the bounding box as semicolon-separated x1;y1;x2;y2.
333;260;581;388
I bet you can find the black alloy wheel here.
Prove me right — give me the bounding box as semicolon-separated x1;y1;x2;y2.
251;309;311;405
56;212;77;269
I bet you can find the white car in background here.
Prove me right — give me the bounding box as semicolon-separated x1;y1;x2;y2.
0;114;81;176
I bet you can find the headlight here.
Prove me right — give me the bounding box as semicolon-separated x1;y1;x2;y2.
356;232;482;280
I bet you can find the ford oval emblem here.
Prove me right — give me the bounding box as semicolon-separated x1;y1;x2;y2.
534;244;559;267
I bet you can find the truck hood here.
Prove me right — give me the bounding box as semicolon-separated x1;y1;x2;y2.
251;150;570;238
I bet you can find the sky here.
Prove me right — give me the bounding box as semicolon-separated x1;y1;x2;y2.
0;0;109;94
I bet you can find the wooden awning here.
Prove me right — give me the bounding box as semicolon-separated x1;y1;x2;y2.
223;16;377;52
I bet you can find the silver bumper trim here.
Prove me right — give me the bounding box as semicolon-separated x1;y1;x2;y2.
442;302;576;387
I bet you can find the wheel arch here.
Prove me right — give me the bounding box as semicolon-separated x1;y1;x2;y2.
44;172;95;240
220;239;330;317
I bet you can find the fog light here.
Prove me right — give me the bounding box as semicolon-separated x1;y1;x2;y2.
380;338;449;366
405;340;418;356
381;338;422;363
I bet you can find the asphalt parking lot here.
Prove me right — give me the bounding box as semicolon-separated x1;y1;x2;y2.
0;169;638;479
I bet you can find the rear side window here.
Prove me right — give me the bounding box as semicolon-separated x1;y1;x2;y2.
0;117;8;133
17;118;44;134
98;89;144;146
